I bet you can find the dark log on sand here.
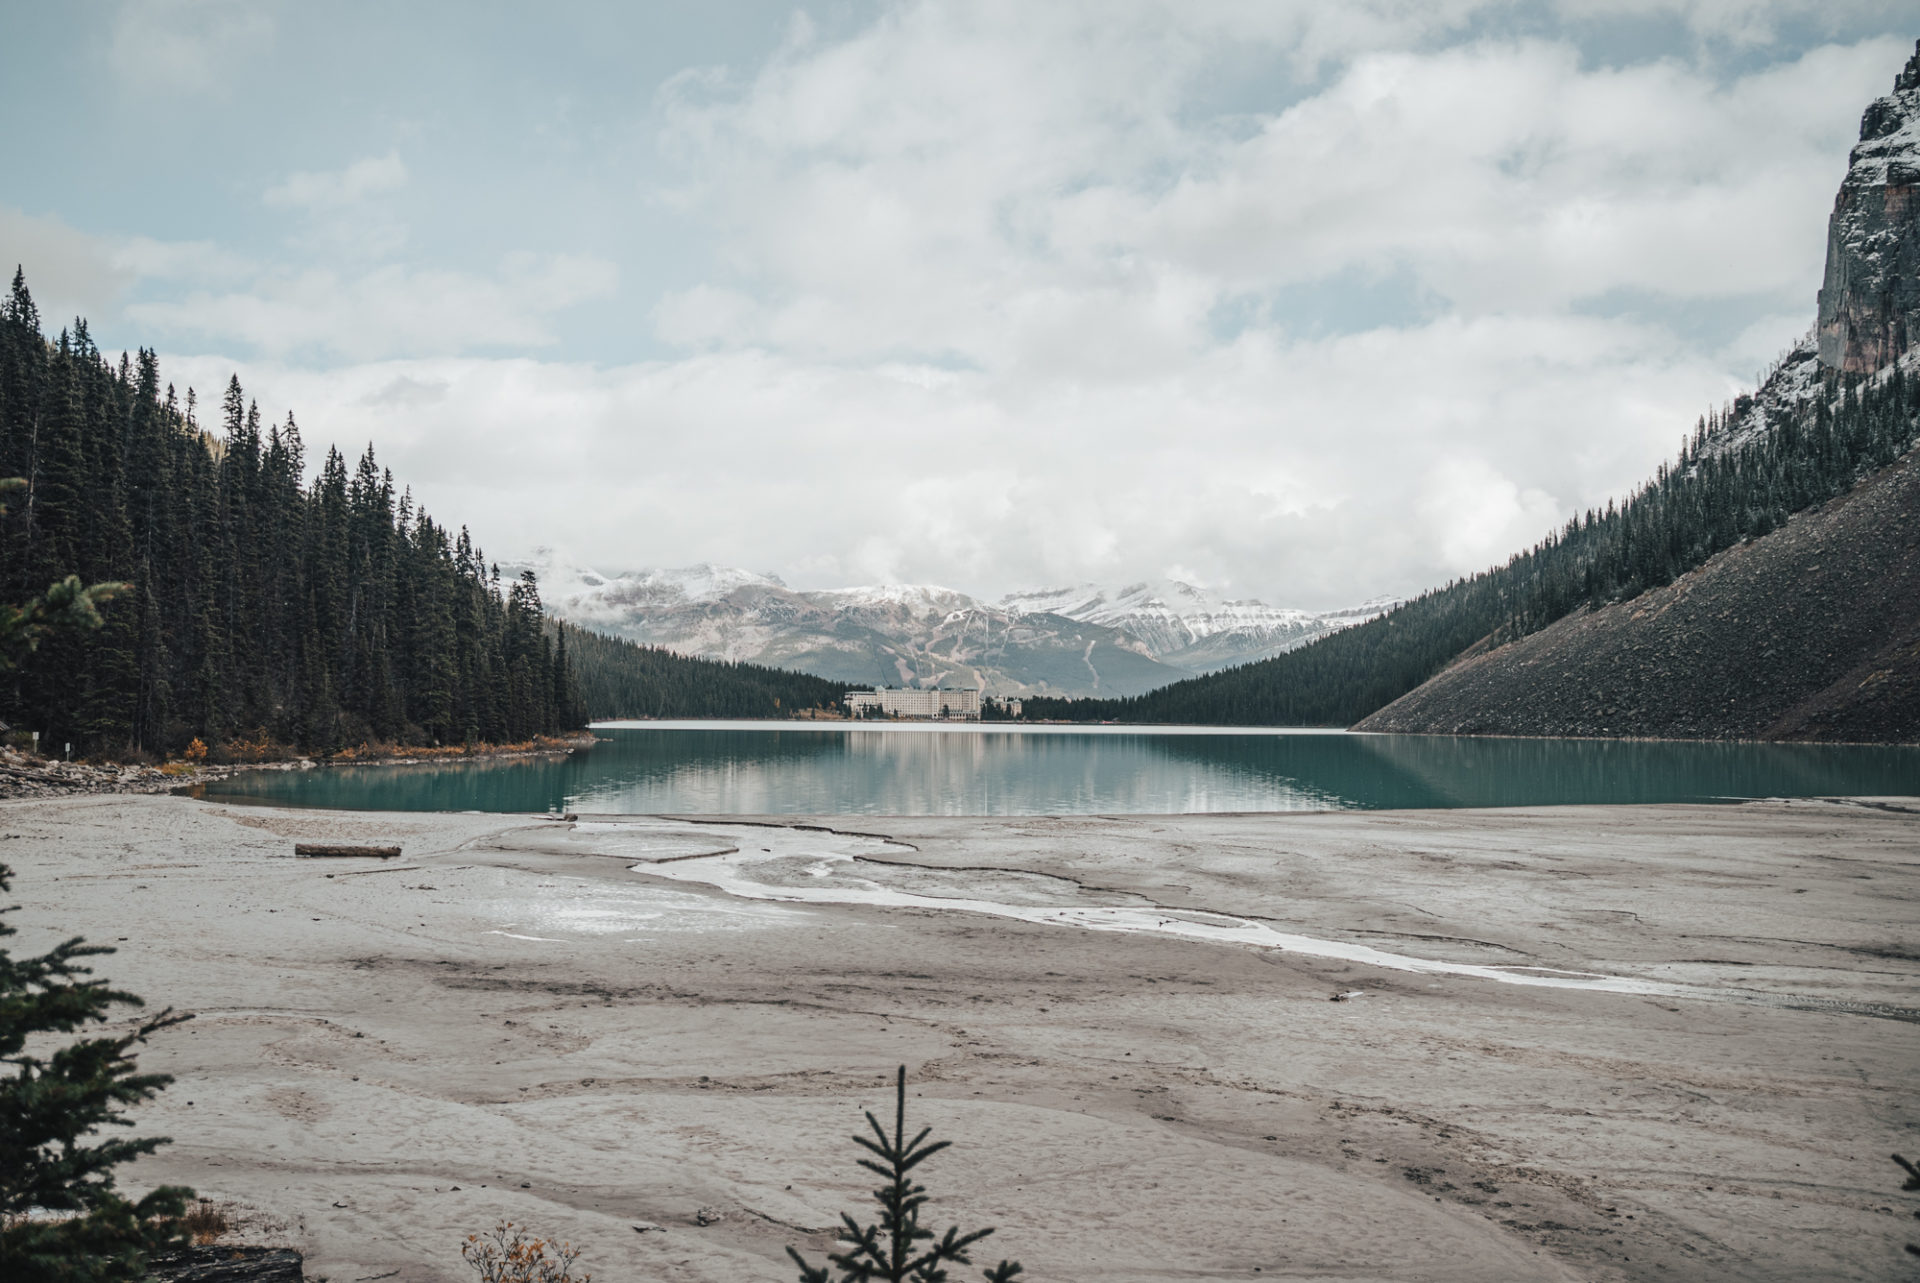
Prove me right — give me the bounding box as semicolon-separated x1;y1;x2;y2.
294;843;401;858
143;1245;305;1282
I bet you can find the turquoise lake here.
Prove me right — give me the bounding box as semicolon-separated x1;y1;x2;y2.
191;721;1920;814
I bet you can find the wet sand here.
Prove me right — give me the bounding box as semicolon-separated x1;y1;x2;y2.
3;794;1916;1281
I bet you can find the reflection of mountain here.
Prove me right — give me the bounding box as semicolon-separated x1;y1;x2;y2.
601;729;1347;815
508;557;1391;699
200;728;1920;815
1164;733;1920;811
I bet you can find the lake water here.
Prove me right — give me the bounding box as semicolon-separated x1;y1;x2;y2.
192;721;1920;814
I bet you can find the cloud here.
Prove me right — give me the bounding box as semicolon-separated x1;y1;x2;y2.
0;203;610;363
1120;39;1888;310
108;0;276;96
264;152;409;210
1418;459;1564;570
1550;0;1908;47
659;19;1899;378
161;303;1732;608
128;254;619;361
652;285;764;349
110;234;252;284
40;3;1920;607
0;206;135;323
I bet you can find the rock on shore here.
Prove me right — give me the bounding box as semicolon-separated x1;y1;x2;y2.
0;747;186;797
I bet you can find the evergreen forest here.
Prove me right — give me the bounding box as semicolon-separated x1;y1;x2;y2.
0;272;839;756
558;623;846;720
1025;354;1920;726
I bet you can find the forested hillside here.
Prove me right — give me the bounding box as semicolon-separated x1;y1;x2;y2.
1356;443;1920;742
558;623;846;720
0;271;847;756
0;272;587;755
1025;352;1920;726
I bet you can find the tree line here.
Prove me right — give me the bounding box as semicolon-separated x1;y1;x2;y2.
1026;354;1920;726
557;622;846;720
0;270;843;756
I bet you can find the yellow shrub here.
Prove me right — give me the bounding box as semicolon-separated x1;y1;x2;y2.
461;1222;588;1283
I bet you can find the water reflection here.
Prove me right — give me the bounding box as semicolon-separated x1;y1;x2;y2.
1152;732;1920;810
194;723;1920;814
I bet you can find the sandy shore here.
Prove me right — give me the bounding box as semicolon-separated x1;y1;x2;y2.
2;795;1916;1282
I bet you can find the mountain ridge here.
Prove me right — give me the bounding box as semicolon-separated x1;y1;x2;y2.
512;555;1390;698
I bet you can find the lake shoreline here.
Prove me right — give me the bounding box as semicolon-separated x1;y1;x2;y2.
0;733;601;802
4;794;1914;1280
598;718;1918;747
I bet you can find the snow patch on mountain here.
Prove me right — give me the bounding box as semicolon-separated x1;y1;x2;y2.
1002;579;1398;671
807;583;990;620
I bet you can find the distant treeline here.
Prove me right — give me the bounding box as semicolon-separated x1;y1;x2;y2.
0;270;840;755
558;623;846;720
1026;355;1920;726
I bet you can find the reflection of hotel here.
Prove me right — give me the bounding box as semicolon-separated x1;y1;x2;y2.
846;687;982;721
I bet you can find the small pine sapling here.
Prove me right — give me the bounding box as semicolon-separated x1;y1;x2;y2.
787;1066;1023;1283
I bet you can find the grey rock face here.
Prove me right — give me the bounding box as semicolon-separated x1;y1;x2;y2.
1817;41;1920;373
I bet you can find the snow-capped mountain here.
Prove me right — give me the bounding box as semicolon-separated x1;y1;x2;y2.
513;553;1397;697
1002;580;1399;672
512;555;1190;698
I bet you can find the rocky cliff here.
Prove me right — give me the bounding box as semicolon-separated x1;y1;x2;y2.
1818;40;1920;373
1354;448;1920;742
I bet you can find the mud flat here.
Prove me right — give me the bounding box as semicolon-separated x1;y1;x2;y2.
2;794;1916;1281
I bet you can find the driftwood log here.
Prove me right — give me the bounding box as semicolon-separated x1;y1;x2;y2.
143;1245;304;1282
293;843;401;858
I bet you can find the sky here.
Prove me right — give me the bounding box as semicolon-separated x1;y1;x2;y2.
1;1;1913;609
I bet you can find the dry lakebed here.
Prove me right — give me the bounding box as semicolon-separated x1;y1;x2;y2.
3;793;1916;1281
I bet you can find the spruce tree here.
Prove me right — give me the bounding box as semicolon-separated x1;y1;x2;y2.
0;862;192;1283
787;1067;1022;1283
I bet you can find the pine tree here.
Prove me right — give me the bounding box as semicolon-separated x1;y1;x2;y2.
0;862;193;1283
788;1067;1022;1283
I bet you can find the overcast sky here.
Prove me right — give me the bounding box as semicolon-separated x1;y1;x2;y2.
2;2;1912;607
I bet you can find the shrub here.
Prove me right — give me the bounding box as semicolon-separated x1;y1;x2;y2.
460;1221;588;1283
787;1066;1022;1283
179;1199;229;1245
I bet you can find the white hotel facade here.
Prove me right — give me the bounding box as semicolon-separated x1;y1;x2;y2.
845;687;983;720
